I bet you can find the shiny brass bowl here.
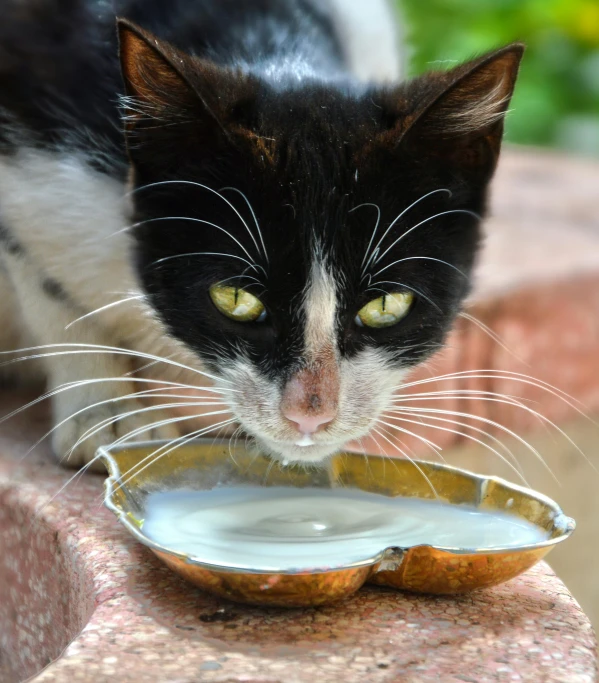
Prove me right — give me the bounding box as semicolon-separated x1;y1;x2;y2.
100;439;575;607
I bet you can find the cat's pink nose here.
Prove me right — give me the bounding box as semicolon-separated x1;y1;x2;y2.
280;364;339;436
282;409;336;435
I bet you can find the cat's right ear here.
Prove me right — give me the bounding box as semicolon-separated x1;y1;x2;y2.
118;19;201;127
117;19;257;169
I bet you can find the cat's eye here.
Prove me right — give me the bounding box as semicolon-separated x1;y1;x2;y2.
355;292;414;329
209;284;266;322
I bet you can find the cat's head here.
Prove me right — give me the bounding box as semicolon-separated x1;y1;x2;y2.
118;20;523;464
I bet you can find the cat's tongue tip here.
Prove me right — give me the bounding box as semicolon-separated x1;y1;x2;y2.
295;434;316;447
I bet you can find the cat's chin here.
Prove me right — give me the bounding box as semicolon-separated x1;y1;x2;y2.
257;437;346;466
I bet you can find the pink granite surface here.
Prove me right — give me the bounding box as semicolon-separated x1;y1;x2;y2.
0;393;597;683
0;485;95;682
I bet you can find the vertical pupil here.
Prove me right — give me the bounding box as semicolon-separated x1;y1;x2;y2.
382;295;387;312
234;288;239;305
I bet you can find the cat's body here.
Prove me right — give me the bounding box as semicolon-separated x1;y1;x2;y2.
0;0;522;467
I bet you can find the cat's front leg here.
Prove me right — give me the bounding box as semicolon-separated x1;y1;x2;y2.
4;257;180;469
51;370;181;470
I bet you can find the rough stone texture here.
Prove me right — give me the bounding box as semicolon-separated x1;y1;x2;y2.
441;415;599;642
0;486;95;682
1;147;598;682
0;407;596;683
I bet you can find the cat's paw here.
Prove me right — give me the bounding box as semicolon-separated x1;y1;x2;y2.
52;397;181;471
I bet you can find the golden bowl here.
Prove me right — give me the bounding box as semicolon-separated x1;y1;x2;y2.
100;439;574;607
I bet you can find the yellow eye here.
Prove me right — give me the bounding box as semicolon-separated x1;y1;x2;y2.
209;284;266;322
356;292;414;329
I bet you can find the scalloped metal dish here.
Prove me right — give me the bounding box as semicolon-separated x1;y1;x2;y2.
100;438;575;607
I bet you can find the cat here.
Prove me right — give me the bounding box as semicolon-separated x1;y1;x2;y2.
0;0;522;469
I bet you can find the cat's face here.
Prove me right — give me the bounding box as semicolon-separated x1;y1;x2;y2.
119;21;523;464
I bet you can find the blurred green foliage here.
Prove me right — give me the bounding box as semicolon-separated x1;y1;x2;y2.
399;0;599;156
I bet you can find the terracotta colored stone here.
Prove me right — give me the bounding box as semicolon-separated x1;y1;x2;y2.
0;486;95;683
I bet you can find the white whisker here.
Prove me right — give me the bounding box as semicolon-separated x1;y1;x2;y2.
349;202;381;270
151;250;265;277
392;389;535;407
63;396;225;455
372;419;443;461
129;180;265;264
6;375;230;447
220;186;269;264
385;404;560;481
383;410;529;484
65;295;145;330
0;342;232;384
371;426;439;499
134;216;265;274
67;406;231;461
371;208;479;269
108;417;237;496
459;312;529;366
262;456;277;485
122;356;174;377
43;417;236;514
370;255;468;281
227;425;244;468
359;428;390;479
23;387;225;459
362;188;452;276
366;282;442;313
394;370;595;425
215;273;263;287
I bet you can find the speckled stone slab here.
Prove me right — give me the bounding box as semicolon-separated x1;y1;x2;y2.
0;395;596;683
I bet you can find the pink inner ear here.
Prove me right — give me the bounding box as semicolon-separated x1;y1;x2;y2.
280;365;339;435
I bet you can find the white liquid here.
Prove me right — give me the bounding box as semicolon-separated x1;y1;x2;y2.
142;487;549;572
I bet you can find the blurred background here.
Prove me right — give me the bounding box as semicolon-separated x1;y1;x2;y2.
398;0;599;157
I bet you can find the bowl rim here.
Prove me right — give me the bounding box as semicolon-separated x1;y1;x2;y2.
99;439;576;575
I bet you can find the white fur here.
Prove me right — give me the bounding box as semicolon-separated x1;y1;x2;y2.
0;149;202;465
0;149;203;369
445;79;511;134
302;256;338;361
323;0;404;83
0;264;41;383
222;345;407;464
219;250;408;464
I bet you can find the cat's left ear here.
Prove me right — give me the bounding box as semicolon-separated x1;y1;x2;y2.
397;44;524;166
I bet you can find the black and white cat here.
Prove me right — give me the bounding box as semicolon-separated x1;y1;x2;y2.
0;0;522;468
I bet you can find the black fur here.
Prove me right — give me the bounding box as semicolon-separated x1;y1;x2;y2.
0;0;523;388
41;277;70;303
0;0;341;164
0;223;25;257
